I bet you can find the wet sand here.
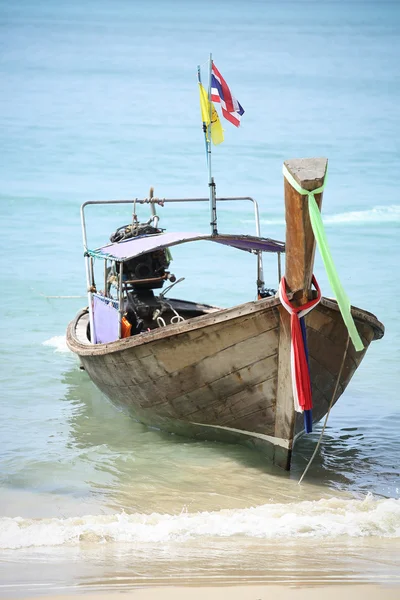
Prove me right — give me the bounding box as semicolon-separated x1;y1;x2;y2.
12;584;400;600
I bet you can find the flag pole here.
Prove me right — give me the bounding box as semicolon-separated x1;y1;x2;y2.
207;53;218;235
197;65;210;168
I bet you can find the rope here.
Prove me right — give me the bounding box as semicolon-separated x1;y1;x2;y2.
156;316;167;328
36;290;86;299
170;304;185;324
132;197;138;224
298;334;350;485
154;298;185;327
87;248;116;261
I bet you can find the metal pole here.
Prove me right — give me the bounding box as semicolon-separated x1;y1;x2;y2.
149;186;159;228
198;58;217;236
80;203;95;343
89;257;95;289
251;196;265;293
118;261;123;339
104;259;108;298
208;53;217;236
84;256;95;343
81;196;263;210
277;252;282;283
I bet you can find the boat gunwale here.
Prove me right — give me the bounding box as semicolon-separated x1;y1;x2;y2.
66;295;384;356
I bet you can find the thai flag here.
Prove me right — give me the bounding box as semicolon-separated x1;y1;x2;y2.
211;63;244;127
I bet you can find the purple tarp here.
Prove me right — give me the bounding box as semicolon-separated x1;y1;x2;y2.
89;232;285;262
93;295;119;344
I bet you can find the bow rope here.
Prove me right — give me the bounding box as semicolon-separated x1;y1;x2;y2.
279;275;321;432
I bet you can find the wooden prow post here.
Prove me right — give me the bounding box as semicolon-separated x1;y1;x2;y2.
274;158;328;471
283;157;328;303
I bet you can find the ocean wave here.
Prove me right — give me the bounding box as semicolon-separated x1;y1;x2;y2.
325;204;400;224
258;204;400;226
42;335;70;353
1;495;399;550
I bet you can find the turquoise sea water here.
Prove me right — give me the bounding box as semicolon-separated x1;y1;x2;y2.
0;0;399;595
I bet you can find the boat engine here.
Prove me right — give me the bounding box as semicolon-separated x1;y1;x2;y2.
108;220;181;332
124;248;175;290
109;222;176;291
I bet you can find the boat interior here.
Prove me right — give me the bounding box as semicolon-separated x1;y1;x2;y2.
80;194;283;346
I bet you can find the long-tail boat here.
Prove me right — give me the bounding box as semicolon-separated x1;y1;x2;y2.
66;157;384;470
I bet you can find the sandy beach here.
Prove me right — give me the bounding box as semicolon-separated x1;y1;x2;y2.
11;584;400;600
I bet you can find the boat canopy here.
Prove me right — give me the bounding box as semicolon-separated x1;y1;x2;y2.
87;232;285;262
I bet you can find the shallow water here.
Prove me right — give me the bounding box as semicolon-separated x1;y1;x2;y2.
0;0;399;596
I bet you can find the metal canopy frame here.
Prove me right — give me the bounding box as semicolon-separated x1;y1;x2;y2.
80;196;283;343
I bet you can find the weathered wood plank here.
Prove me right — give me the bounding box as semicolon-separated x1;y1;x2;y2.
143;352;278;414
307;326;358;378
217;378;276;433
180;326;278;380
136;330;278;412
182;377;276;434
168;353;276;416
154;310;279;373
307;303;373;350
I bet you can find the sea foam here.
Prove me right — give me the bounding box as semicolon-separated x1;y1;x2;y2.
258;204;400;226
42;335;70;353
324;204;400;225
1;495;399;550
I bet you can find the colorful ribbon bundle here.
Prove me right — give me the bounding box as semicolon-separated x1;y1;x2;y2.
280;163;365;433
279;276;322;432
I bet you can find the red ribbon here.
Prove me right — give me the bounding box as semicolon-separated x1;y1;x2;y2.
279;276;321;411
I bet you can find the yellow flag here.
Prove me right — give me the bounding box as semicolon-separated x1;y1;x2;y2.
199;84;224;145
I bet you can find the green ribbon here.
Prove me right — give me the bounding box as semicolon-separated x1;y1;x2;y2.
282;164;364;352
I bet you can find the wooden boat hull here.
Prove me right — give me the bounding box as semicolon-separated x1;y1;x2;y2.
66;296;384;469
